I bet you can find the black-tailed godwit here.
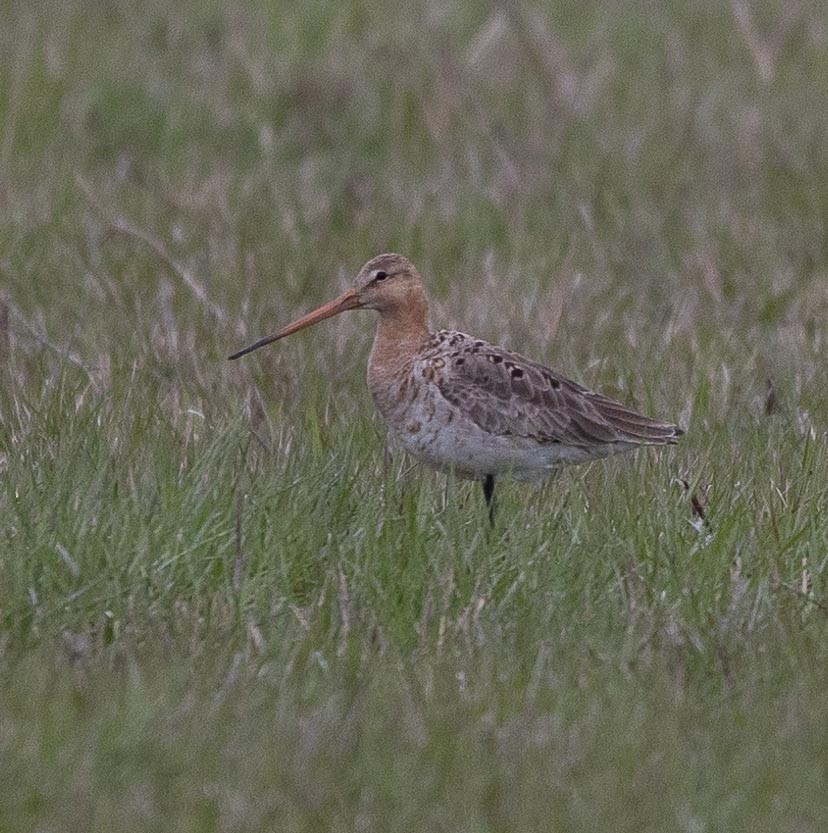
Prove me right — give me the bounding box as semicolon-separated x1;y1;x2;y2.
230;253;683;524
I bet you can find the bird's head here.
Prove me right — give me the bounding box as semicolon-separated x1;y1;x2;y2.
351;253;425;313
228;253;427;360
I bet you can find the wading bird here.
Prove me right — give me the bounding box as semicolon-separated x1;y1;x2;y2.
230;254;683;525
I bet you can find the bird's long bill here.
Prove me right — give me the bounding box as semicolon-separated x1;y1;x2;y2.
228;288;362;360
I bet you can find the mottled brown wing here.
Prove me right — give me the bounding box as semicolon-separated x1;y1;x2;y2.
431;333;682;448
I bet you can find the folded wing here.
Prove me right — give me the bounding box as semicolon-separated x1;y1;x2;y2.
429;332;682;448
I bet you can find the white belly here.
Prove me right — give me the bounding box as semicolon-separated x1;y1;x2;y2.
379;390;629;482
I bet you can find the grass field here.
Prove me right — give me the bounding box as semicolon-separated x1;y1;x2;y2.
2;1;828;830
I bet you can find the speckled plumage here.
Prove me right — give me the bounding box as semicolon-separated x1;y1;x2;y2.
368;326;681;481
230;253;683;518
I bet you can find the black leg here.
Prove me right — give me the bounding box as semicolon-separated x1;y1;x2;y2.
482;474;496;527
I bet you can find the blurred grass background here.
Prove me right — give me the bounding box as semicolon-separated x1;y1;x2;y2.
1;0;827;830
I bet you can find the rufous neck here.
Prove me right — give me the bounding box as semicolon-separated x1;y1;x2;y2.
370;303;430;371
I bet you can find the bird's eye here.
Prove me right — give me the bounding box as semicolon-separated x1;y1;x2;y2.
374;271;388;282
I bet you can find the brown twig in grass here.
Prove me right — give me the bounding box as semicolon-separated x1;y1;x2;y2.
75;175;228;326
675;477;711;531
717;644;735;689
764;377;778;416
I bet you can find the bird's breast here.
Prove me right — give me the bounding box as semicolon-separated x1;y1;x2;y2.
368;355;425;427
